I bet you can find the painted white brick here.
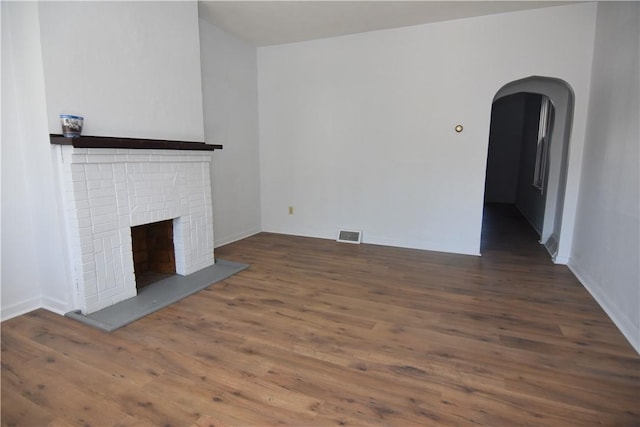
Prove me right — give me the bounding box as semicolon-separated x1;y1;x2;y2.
126;154;150;163
83;277;98;297
71;153;88;163
89;190;117;202
81;251;95;266
55;147;215;314
82;258;96;273
86;180;104;191
84;167;104;181
75;199;91;209
92;221;118;234
86;154;115;163
73;181;89;193
85;294;101;311
77;217;93;229
89;197;116;210
90;215;115;228
71;170;87;182
90;205;117;218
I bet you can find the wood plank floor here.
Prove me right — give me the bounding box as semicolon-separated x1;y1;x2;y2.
2;205;639;426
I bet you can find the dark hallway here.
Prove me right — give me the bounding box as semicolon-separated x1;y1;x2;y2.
481;203;549;259
482;90;555;258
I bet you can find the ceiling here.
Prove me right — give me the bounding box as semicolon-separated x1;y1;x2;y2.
198;1;580;47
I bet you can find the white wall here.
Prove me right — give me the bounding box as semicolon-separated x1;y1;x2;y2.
1;1;72;319
1;1;206;320
38;1;205;142
199;18;262;247
258;3;597;255
570;2;640;353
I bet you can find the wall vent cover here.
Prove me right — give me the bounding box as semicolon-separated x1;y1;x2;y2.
337;230;362;244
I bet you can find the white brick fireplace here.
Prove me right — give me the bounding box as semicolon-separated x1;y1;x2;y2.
54;145;215;314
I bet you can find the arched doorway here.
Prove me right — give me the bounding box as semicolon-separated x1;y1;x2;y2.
482;76;574;261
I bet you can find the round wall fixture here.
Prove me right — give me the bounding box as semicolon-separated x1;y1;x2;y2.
455;125;464;133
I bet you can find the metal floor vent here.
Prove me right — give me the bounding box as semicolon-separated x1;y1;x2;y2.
337;229;362;244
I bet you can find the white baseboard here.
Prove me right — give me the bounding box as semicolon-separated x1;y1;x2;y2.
261;227;482;256
364;234;481;256
1;296;42;322
214;227;262;248
41;296;72;316
569;260;640;355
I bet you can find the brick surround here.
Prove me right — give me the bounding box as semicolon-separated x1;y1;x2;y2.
54;146;215;314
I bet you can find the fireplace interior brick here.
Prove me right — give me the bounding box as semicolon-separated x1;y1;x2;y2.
132;219;177;289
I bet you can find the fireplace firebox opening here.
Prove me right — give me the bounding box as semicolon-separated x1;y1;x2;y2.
131;219;176;290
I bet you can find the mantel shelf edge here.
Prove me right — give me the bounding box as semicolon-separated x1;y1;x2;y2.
50;134;222;151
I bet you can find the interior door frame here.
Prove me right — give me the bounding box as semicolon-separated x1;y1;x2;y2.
493;76;575;261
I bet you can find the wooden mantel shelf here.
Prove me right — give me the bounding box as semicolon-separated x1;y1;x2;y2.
50;134;222;151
